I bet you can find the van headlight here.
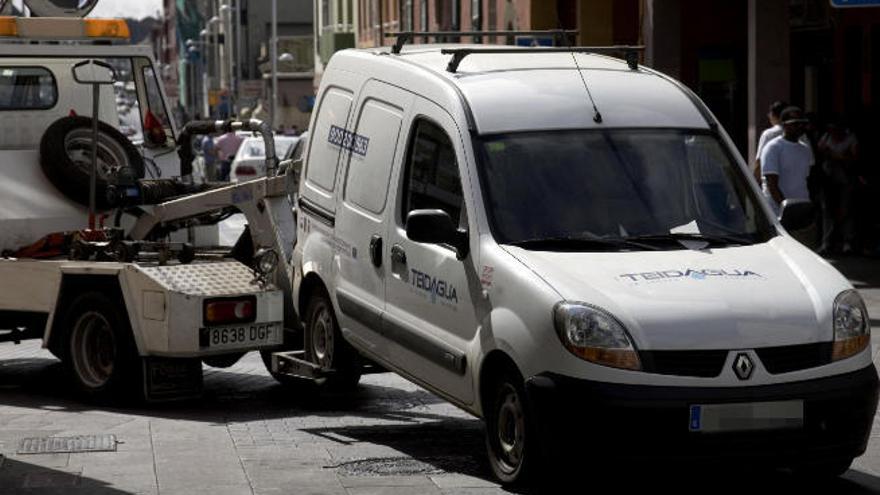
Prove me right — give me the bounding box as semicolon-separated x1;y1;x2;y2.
832;290;871;361
553;302;641;371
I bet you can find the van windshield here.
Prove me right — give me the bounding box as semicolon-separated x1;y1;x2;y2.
476;130;775;250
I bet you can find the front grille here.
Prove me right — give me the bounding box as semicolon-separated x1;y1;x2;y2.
755;342;833;374
639;343;833;378
640;350;728;378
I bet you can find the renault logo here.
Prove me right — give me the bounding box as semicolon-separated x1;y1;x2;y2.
733;353;754;380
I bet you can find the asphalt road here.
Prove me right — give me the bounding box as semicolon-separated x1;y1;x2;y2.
0;255;878;494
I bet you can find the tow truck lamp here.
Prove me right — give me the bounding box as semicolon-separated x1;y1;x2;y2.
204;297;256;326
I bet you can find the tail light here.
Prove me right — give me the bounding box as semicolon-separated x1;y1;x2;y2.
204;297;256;326
235;165;257;176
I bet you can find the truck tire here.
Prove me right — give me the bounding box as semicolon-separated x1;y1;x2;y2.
304;290;361;391
484;365;539;486
40;116;145;210
61;291;141;401
791;457;853;480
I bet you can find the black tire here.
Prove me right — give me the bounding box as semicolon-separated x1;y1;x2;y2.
484;365;538;485
40;116;145;210
304;290;361;390
791;457;853;480
60;291;141;401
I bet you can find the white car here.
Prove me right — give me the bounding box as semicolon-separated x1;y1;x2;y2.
229;135;299;182
293;41;878;485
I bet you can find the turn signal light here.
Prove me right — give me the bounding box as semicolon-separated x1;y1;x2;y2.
204;297;256;326
0;17;18;37
84;19;131;39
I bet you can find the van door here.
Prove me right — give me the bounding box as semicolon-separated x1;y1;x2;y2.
382;98;477;405
333;81;412;353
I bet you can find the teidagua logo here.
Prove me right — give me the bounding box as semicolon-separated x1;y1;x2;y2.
619;268;762;283
411;268;458;304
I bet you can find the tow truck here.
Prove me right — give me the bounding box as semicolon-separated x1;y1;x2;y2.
0;11;301;401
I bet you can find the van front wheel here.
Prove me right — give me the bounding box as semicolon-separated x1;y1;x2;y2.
484;367;537;485
304;291;361;390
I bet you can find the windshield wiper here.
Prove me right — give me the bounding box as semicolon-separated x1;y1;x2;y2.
624;232;755;247
506;235;661;251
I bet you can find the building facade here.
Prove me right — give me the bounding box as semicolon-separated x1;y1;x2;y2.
310;0;879;172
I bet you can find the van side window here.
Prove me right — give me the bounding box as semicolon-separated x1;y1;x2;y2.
304;87;354;194
0;67;57;110
344;98;403;214
401;119;463;225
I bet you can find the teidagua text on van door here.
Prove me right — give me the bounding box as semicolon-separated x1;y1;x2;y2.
410;268;458;307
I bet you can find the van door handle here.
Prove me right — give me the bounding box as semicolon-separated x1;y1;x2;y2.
390;244;407;266
369;235;382;268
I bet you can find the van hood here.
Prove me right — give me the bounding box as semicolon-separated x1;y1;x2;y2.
504;238;849;350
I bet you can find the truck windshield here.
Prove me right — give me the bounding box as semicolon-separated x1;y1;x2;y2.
476;130;775;250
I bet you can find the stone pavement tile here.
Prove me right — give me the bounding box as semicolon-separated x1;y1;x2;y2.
345;486;442;495
156;483;256;495
256;486;347;495
338;475;436;487
429;474;498;489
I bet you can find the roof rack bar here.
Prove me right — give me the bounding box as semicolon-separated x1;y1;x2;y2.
385;30;578;54
439;46;645;73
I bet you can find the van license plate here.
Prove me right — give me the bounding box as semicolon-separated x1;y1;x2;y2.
688;400;804;433
200;322;283;350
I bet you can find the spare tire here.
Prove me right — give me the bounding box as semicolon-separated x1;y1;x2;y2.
40;116;145;210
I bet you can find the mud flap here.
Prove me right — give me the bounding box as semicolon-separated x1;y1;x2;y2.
142;357;203;401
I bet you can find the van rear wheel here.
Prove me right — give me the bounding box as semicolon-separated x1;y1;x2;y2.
304;291;361;390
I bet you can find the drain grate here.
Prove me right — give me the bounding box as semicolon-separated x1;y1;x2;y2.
17;434;117;455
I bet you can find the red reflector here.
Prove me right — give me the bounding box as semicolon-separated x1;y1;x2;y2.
69;109;77;117
235;165;257;175
204;298;255;325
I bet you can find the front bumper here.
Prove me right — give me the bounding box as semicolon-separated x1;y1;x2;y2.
525;365;879;465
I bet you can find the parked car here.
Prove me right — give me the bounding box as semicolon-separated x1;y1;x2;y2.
292;42;878;485
229;135;299;182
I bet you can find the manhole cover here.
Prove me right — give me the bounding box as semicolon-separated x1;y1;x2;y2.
335;457;451;476
17;434;117;455
22;471;81;488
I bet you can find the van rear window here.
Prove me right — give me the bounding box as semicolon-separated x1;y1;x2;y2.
0;67;57;110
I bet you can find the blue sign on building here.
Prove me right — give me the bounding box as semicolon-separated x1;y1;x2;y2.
830;0;880;7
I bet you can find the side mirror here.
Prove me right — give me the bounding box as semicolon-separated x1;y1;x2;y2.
779;199;815;231
72;59;116;85
406;209;469;260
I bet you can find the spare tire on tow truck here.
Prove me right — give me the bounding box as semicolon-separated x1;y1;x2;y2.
40;116;145;210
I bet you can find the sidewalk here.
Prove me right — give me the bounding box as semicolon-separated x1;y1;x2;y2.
1;256;880;494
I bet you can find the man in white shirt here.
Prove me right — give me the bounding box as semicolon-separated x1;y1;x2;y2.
761;106;814;220
752;101;788;183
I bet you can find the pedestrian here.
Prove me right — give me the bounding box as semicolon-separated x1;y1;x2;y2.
214;130;244;181
753;101;790;184
200;135;217;181
817;118;860;254
760;106;816;244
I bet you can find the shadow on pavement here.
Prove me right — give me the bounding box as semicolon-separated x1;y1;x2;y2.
0;354;449;425
0;455;134;494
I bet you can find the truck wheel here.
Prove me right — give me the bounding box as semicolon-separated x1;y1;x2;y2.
62;292;140;400
484;366;537;485
304;291;361;390
40;116;145;210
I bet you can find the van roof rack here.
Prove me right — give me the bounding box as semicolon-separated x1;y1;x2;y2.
385;30;578;55
439;45;645;73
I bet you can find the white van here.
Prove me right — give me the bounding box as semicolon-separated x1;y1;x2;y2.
292;41;877;484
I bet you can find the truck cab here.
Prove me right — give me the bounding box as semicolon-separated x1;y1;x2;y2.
0;17;182;253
